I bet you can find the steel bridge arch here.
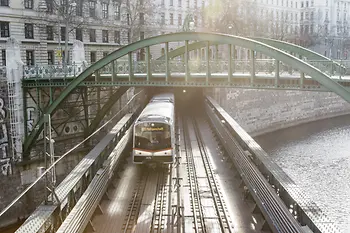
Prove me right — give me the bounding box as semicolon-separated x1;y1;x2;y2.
23;32;350;157
250;37;345;69
158;38;345;71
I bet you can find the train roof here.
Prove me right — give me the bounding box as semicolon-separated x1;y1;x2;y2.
137;101;174;123
150;93;174;103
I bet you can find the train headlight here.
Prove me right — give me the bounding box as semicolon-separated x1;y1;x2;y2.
183;89;186;93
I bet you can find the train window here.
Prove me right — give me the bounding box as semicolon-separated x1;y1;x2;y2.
134;122;171;150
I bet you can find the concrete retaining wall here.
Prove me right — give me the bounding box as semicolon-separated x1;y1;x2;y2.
213;88;350;137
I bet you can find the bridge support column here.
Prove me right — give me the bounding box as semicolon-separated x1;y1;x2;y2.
300;72;305;88
185;40;189;82
228;44;232;83
112;60;116;82
250;50;255;85
146;47;151;81
275;60;280;87
128;52;133;82
206;41;210;84
232;45;236;73
165;42;170;82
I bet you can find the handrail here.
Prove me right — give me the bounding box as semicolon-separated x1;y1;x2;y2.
0;90;143;218
205;95;339;233
205;96;304;233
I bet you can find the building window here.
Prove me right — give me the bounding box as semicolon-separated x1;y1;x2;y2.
194;16;197;26
62;51;69;64
90;51;96;63
114;4;120;20
76;28;83;41
1;50;5;66
24;0;33;9
102;3;108;18
127;30;130;43
46;0;53;12
103;51;108;57
46;25;53;40
0;22;10;37
26;50;34;66
76;0;83;16
140;13;144;25
47;50;54;65
24;23;34;39
170;13;173;25
102;30;108;42
127;14;130;25
161;13;165;25
114;31;120;43
170;0;173;6
89;1;96;18
61;27;66;41
0;0;9;6
161;0;164;6
178;14;182;26
140;31;144;40
89;29;96;42
178;0;181;7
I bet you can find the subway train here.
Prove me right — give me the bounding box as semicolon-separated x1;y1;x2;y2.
132;93;175;164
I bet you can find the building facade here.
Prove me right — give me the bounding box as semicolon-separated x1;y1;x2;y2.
0;0;205;67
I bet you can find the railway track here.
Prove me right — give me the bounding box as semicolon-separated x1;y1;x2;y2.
122;169;149;233
181;115;233;233
151;168;172;233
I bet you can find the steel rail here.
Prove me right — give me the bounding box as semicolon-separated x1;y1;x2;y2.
182;116;206;233
153;170;167;233
191;117;232;233
123;170;149;233
175;116;184;233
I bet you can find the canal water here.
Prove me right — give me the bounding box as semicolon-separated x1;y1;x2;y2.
255;114;350;233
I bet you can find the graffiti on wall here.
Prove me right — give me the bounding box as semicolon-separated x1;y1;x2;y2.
0;97;11;175
26;107;36;133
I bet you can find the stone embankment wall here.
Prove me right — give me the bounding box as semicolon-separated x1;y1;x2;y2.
213;88;350;137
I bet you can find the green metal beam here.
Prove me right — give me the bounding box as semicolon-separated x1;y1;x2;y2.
157;38;345;72
23;32;350;157
250;37;344;66
85;87;129;137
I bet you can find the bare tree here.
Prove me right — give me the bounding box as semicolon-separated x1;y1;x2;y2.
118;0;161;44
203;0;260;36
36;0;91;65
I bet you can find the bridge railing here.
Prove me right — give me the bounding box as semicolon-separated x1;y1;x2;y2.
23;63;86;79
22;59;350;80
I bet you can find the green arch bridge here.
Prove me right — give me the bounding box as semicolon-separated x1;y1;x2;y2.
21;32;350;158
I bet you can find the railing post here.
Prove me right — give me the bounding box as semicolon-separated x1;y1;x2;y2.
275;60;280;87
228;44;232;83
128;52;133;82
300;72;305;88
185;40;189;82
232;45;236;73
146;46;151;82
112;60;116;82
165;42;170;82
250;50;255;85
206;41;210;84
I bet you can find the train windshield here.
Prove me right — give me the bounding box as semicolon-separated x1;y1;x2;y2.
134;122;171;150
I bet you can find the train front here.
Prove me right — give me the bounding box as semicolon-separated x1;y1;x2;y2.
133;121;173;164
